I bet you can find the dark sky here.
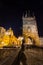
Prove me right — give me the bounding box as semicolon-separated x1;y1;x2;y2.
0;0;43;37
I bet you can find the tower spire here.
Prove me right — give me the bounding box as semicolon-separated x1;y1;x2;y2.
25;11;27;18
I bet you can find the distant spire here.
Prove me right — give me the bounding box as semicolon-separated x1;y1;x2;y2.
25;11;27;18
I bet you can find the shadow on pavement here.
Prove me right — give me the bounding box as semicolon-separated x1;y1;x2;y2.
12;40;27;65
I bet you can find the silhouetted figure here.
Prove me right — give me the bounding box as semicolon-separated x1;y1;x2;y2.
12;39;27;65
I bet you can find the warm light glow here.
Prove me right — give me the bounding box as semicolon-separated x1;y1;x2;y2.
0;26;40;48
0;27;22;48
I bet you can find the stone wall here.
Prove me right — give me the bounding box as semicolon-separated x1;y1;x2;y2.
22;16;38;35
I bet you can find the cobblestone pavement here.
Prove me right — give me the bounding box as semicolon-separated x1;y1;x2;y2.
0;48;21;65
0;46;43;65
24;47;43;65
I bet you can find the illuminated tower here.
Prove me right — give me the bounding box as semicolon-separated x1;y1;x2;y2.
22;11;39;35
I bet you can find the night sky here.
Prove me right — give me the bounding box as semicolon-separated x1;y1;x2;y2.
0;0;43;37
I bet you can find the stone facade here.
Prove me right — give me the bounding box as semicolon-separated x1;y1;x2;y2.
22;16;38;35
22;13;43;46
